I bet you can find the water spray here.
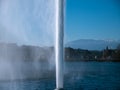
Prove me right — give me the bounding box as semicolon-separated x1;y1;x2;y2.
55;0;64;90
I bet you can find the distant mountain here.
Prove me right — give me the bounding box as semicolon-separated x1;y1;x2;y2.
66;39;120;50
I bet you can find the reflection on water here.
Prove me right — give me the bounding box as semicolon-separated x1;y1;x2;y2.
0;61;120;90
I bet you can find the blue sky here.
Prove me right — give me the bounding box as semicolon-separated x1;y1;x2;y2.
0;0;120;46
65;0;120;42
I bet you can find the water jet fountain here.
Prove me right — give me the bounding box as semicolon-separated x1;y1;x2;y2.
55;0;65;90
0;0;65;89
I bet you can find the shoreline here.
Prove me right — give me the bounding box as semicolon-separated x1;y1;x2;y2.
65;59;120;62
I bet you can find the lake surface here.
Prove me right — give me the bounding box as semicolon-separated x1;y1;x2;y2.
0;61;120;90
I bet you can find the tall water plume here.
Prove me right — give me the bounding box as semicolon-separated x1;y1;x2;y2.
55;0;64;89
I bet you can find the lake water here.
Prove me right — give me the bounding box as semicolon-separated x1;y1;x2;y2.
0;61;120;90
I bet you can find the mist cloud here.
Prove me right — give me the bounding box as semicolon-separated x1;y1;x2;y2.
0;0;56;46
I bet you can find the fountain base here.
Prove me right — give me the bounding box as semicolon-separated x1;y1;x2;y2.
55;88;64;90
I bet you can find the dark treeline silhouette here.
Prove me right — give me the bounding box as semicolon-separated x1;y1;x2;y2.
65;47;102;61
0;43;54;61
0;43;120;62
65;45;120;62
102;44;120;61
